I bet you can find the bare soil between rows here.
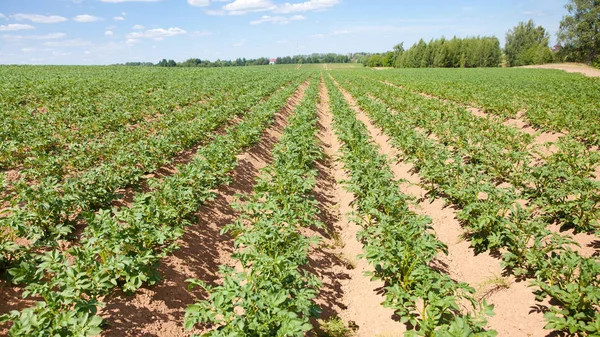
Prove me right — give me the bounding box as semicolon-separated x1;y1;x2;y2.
333;75;554;337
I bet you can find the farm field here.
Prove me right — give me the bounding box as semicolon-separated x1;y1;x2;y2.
0;65;599;337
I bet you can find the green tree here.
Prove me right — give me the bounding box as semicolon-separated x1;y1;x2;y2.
505;20;553;66
558;0;600;65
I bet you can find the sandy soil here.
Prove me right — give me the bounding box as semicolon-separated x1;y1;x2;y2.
309;78;406;337
334;77;551;337
97;82;310;337
521;63;600;77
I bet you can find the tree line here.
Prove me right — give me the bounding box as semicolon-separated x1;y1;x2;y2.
115;53;352;68
362;0;599;68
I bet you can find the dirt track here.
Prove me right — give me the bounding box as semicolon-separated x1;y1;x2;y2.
521;63;600;77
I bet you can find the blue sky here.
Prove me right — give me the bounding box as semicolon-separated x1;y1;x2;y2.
0;0;568;65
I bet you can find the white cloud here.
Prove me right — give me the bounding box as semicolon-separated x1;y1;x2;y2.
309;33;324;38
191;30;212;36
0;24;35;31
126;38;139;45
277;39;289;44
3;33;66;40
275;0;340;13
188;0;210;6
52;51;71;56
126;27;186;39
233;39;246;47
113;16;125;21
132;24;144;30
105;30;114;36
250;15;305;25
205;9;226;15
73;15;103;22
223;0;276;15
44;39;92;47
332;29;349;35
0;13;5;19
13;14;67;23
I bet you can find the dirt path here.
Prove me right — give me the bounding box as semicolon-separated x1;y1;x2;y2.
333;77;550;337
97;82;309;337
309;78;405;336
521;63;600;77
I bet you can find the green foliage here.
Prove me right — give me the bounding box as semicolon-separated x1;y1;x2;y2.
324;75;496;336
185;78;323;336
330;68;600;337
505;20;553;66
317;317;355;337
391;36;501;68
558;0;600;65
0;69;309;336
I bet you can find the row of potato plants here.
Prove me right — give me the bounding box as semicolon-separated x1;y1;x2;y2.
337;73;600;235
0;78;307;337
333;74;599;336
184;78;323;336
367;68;600;145
0;72;302;273
0;67;244;170
4;72;263;183
324;75;496;336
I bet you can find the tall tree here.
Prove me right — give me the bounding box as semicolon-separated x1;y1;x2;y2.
505;20;553;66
558;0;600;65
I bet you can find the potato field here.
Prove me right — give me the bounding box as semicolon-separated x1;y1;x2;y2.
0;65;598;337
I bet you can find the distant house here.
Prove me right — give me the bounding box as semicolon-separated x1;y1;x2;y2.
269;58;276;65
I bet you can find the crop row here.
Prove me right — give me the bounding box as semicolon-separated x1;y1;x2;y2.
333;73;600;336
0;78;307;336
365;68;600;145
324;75;496;336
334;73;600;236
0;71;303;273
185;77;322;336
0;67;264;170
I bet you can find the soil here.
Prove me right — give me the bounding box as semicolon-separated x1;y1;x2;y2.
309;78;406;336
334;77;550;337
521;63;600;77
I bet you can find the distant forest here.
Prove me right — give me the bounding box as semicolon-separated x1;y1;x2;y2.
115;53;353;68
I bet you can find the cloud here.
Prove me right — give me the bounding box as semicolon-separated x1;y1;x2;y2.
73;15;103;22
126;38;139;45
250;14;305;25
277;39;289;44
3;33;66;39
223;0;276;15
43;39;92;47
233;39;246;47
126;27;186;39
332;29;349;35
274;0;340;13
132;24;144;30
309;33;324;38
0;13;5;19
190;30;211;36
522;10;548;17
113;16;125;21
188;0;210;7
105;30;114;36
208;0;339;16
13;14;67;23
0;24;35;31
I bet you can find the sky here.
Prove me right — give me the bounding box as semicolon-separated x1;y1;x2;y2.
0;0;568;65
